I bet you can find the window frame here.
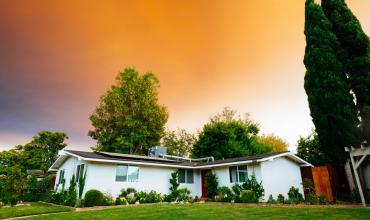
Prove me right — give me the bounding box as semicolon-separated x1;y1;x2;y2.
116;165;139;182
229;165;248;183
76;164;85;182
58;169;65;184
178;169;194;184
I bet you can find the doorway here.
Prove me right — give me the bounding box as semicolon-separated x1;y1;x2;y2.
201;169;212;198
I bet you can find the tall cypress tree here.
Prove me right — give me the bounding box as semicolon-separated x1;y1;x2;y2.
303;0;359;164
322;0;370;142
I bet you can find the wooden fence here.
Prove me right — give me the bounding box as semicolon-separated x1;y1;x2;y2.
301;166;350;202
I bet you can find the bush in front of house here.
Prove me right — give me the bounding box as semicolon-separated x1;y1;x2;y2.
205;173;219;200
241;190;257;203
84;189;105;207
216;186;233;202
287;186;303;204
267;194;278;204
242;174;264;201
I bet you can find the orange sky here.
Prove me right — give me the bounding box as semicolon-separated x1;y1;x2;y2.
0;0;369;151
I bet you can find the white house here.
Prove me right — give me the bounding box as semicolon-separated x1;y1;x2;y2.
49;149;312;201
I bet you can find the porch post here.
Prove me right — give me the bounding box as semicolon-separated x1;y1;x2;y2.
349;153;366;207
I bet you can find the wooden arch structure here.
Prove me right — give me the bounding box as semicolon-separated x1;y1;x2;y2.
345;142;370;207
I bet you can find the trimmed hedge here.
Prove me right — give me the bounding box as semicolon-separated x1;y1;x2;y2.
84;189;104;207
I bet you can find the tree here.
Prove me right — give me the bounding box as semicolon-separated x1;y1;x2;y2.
161;128;196;157
296;130;329;166
89;68;169;155
192;107;270;160
17;131;68;172
257;134;288;153
303;0;359;164
322;0;370;142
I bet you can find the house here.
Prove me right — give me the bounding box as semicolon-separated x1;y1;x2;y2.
49;149;312;201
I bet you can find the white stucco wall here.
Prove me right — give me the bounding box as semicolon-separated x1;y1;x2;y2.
80;161;201;198
55;156;85;190
260;157;304;201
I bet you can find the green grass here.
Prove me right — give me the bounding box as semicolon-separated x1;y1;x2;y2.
26;203;370;220
0;202;72;219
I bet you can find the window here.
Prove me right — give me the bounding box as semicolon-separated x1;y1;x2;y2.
76;164;85;182
116;165;139;182
58;170;65;184
178;169;194;184
229;165;248;183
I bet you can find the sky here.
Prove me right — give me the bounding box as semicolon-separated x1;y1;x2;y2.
0;0;369;152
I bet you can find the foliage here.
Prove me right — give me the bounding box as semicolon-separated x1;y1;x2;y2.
136;191;164;204
119;188;137;204
231;184;243;197
161;128;196;157
322;0;370;143
115;197;127;205
257;134;288;153
304;0;360;165
0;165;28;206
193;107;270;160
242;174;264;200
65;175;77;207
301;178;315;195
277;194;285;204
216;186;233;202
267;195;278;204
319;194;327;205
84;189;105;207
24;176;53;202
287;186;303;204
16;131;68;172
306;193;319;205
102;193;115;206
177;188;191;202
168;170;180;201
89;67;169;154
205;173;219;200
240;190;257;203
296;130;329;166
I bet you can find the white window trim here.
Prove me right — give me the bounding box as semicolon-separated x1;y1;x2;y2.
116;165;140;182
230;165;248;183
178;169;194;184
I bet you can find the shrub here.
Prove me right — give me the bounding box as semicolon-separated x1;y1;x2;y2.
319;194;327;205
146;190;163;203
84;189;104;207
115;197;127;205
241;190;256;203
231;184;243;197
205;173;219;200
242;174;264;201
216;186;233;202
24;176;52;202
277;194;285;203
267;194;277;204
177;188;191;202
306;192;319;205
102;193;115;206
65;175;77;207
120;188;137;204
169;171;180;200
287;186;303;204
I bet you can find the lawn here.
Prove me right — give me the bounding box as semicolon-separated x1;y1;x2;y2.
26;203;370;220
0;202;72;219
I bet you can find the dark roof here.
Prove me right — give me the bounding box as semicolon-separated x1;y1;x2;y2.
198;151;290;166
65;150;290;167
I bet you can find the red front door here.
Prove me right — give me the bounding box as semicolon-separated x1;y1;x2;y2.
201;170;211;198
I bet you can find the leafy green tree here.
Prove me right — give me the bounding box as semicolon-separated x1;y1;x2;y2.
89;68;169;154
322;0;370;142
303;0;359;164
205;173;219;199
192;107;270;160
16;131;68;172
257;134;288;153
296;130;329;166
161;128;196;157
